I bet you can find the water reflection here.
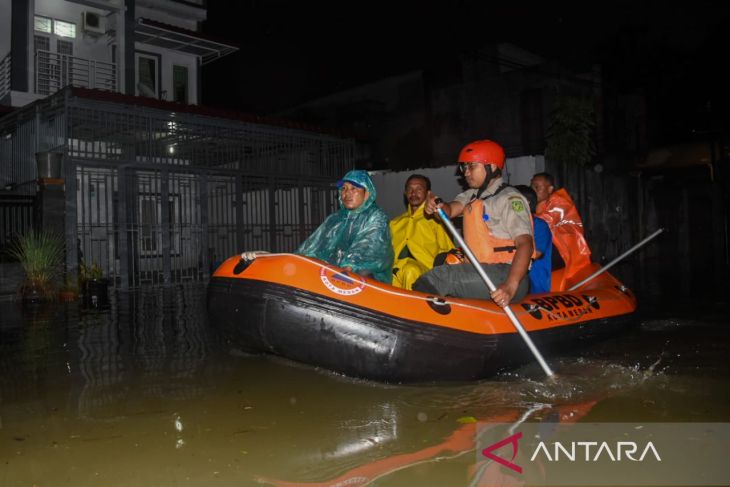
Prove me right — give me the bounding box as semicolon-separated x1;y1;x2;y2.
0;286;217;423
74;309;124;421
0;291;728;486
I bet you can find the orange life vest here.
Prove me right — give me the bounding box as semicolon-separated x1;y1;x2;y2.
463;194;535;264
536;188;592;286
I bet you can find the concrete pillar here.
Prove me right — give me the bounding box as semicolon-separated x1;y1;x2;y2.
124;0;135;96
10;0;30;92
35;152;65;238
37;180;65;237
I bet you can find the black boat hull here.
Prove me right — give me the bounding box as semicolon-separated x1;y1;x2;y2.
208;276;635;383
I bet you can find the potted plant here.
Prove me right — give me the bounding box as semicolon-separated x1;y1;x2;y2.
6;230;65;305
58;273;80;302
80;261;109;308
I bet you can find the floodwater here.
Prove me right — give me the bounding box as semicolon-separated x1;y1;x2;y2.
1;286;729;486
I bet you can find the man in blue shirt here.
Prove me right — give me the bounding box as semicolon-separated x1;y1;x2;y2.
515;185;552;294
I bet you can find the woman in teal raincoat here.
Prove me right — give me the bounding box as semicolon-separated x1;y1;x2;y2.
296;170;394;283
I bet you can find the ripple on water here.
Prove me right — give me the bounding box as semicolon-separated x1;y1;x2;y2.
638;317;717;331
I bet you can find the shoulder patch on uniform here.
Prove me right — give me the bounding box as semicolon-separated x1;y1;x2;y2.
510;198;525;213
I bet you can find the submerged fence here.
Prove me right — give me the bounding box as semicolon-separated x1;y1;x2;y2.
0;194;35;260
0;87;354;288
73;163;339;288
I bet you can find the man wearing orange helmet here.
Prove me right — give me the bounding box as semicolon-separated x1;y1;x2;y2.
413;139;534;305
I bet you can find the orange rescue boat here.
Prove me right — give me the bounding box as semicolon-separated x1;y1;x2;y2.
207;253;636;383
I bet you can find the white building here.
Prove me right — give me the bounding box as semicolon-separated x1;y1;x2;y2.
0;0;237;107
0;1;360;290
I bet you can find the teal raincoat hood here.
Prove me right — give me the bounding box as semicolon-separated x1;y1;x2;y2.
336;169;377;213
297;170;393;282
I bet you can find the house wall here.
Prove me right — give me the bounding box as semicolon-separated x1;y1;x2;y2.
136;3;202;32
34;0;116;63
3;0;125;102
3;0;208;103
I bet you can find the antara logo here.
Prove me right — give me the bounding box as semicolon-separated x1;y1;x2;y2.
481;433;662;475
481;432;523;473
530;441;662;462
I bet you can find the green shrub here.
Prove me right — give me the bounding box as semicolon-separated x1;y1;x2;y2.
6;231;65;297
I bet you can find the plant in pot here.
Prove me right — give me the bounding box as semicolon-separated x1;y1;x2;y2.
80;261;109;308
6;231;65;305
58;273;80;302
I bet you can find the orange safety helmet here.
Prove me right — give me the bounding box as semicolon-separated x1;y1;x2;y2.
458;139;506;169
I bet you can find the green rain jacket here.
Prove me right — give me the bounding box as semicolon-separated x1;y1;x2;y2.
296;170;394;283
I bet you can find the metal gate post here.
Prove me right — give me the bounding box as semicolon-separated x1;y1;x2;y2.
268;175;276;251
160;168;171;286
297;177;305;247
64;156;78;277
200;172;209;279
117;166;129;289
235;173;243;252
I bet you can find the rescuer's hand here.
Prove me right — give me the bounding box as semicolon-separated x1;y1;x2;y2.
424;192;443;216
491;280;518;308
241;250;269;261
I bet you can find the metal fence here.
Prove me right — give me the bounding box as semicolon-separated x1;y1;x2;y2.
72;163;339;288
35;50;117;96
0;194;35;260
0;94;67;195
64;98;351;175
0;87;354;288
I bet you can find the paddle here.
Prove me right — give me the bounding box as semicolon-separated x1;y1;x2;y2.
434;200;555;379
568;228;664;291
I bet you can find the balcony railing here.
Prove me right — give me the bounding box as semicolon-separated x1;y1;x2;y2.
35;50;117;96
0;52;10;101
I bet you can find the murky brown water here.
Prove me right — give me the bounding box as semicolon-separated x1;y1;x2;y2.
1;287;728;486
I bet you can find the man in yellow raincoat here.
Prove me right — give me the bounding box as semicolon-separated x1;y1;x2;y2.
390;174;454;289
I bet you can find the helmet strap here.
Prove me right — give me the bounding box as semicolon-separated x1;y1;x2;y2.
477;165;501;199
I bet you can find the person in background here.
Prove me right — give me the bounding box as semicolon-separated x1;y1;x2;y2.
515;184;552;294
390;174;454;290
413;139;534;306
530;172;592;288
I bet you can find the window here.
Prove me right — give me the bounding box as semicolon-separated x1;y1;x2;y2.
172;65;188;104
57;40;73;56
34;16;76;38
135;53;159;98
34;35;50;52
34;16;52;33
54;20;76;38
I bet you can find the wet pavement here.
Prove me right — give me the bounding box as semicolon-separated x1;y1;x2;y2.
1;286;729;486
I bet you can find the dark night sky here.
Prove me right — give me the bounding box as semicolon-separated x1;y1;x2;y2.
201;1;730;142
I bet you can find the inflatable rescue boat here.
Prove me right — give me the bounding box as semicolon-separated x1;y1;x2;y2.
207;253;636;382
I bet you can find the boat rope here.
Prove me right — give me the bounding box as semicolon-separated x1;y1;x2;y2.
252;253;544;319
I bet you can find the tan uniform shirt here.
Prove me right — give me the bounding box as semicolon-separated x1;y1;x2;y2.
453;177;533;240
